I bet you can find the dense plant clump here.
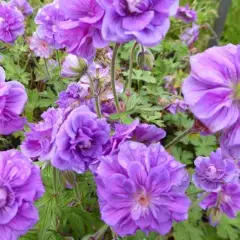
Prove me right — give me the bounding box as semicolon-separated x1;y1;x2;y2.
0;0;240;239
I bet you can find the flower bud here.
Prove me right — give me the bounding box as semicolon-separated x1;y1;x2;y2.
209;208;222;226
62;54;88;79
137;47;154;71
60;170;76;189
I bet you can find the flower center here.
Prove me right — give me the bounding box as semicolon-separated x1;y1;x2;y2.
222;194;231;203
0;187;7;208
206;165;217;178
136;191;150;206
126;0;149;13
233;83;240;100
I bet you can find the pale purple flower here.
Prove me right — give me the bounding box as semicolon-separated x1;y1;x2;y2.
106;120;166;154
29;32;54;58
58;20;107;60
96;141;190;236
221;118;240;160
58;0;108;59
57;83;88;109
59;0;104;23
180;24;199;46
35;2;66;49
176;4;197;23
182;44;240;133
21;108;63;161
167;99;188;115
0;67;27;135
52;105;110;173
193;149;237;192
9;0;33;16
200;183;240;219
98;0;178;46
0;149;45;239
0;3;24;43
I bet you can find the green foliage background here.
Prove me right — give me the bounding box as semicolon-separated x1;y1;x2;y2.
0;0;239;239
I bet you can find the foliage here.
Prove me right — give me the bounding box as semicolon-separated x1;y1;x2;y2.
0;0;238;239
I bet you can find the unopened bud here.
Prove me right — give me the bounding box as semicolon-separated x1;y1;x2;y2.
137;47;154;71
60;171;76;189
62;54;88;79
209;208;222;226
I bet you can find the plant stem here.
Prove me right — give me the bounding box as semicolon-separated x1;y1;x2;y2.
87;72;102;118
55;50;61;76
165;123;194;149
43;58;51;80
111;43;121;113
53;167;58;195
73;183;81;204
187;190;205;197
127;42;138;91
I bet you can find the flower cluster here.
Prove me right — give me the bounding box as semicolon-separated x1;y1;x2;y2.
175;4;199;47
185;44;240;225
0;150;44;239
31;0;180;59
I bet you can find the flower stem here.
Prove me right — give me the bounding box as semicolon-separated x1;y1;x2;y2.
127;42;138;91
43;58;51;80
52;167;58;196
73;183;81;204
111;43;121;113
165;123;194;149
55;50;61;76
87;72;102;118
187;190;205;197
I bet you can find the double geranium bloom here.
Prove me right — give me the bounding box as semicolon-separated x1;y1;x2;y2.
99;0;179;46
96;141;190;236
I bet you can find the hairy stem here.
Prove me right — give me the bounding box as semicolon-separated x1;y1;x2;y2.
87;72;102;118
55;50;61;76
111;43;121;112
127;42;138;91
165;123;194;149
52;167;58;196
43;58;51;80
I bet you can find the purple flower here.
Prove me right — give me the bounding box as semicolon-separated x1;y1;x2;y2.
176;4;197;23
221;118;240;160
182;44;240;133
21;108;63;161
9;0;33;16
0;67;27;135
167;99;188;115
106;120;166;154
57;83;88;109
35;2;66;49
29;32;54;58
193;149;237;192
52;105;110;173
59;0;104;23
58;20;107;60
96;141;190;236
180;24;199;47
98;0;178;46
0;3;24;43
0;150;45;239
58;0;108;59
200;183;240;219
